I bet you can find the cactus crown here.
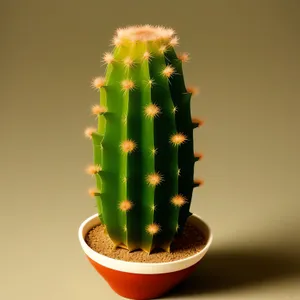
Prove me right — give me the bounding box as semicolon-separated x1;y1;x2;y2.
85;25;202;253
114;25;174;42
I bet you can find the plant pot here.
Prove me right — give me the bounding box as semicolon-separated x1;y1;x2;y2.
78;213;213;300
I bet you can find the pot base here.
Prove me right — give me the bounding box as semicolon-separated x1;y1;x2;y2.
88;256;198;300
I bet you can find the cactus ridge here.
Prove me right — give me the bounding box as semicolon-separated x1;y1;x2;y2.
86;25;202;253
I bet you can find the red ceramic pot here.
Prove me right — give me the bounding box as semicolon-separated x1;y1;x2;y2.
78;214;212;300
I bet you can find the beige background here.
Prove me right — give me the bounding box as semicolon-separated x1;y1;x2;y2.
1;0;300;299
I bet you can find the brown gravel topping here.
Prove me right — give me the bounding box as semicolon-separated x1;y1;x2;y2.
85;221;206;263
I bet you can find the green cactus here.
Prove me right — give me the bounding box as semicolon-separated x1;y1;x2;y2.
85;25;203;253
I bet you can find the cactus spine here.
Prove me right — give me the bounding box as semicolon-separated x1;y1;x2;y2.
86;25;203;253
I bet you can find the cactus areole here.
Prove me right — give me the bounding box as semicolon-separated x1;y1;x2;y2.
85;25;203;254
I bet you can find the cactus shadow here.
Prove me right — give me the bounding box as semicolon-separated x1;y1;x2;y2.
164;246;300;298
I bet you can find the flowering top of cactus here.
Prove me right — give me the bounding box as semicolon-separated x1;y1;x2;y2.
86;25;203;253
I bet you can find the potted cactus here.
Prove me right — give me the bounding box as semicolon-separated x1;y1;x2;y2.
78;25;213;300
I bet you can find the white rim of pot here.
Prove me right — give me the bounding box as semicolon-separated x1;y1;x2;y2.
78;213;213;275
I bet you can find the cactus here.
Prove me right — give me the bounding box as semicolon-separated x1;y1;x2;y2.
85;25;203;253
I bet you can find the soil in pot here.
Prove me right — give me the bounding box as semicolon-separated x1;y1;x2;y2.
85;219;207;263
